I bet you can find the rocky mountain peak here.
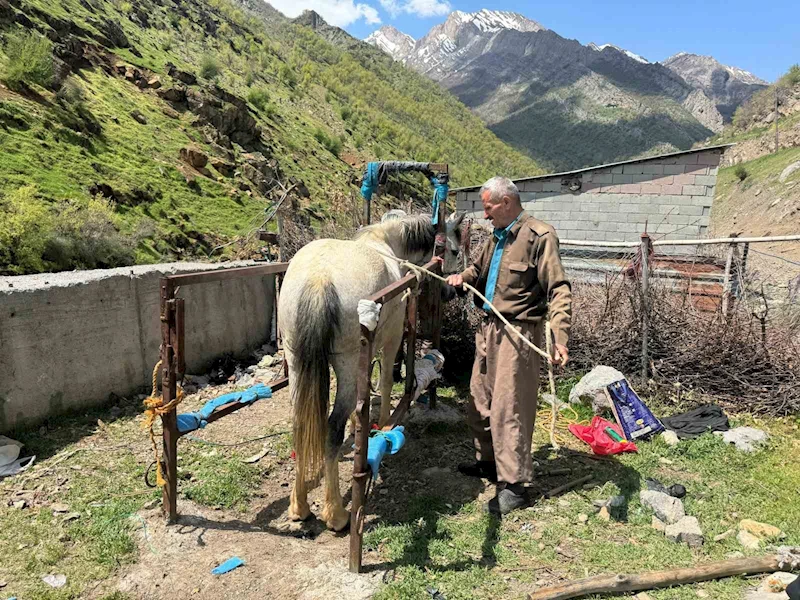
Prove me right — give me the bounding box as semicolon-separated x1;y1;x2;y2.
365;26;415;62
588;42;649;64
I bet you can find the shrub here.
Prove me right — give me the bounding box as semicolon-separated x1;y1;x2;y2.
278;63;297;88
0;185;53;274
246;86;269;111
199;54;220;80
313;127;342;156
780;64;800;87
1;31;54;91
734;165;748;181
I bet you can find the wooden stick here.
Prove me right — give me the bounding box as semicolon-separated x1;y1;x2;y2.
543;474;592;498
545;322;559;450
528;553;792;600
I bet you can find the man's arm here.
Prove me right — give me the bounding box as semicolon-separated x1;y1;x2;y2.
535;232;572;352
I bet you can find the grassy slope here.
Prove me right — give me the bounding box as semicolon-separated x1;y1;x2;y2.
0;0;540;274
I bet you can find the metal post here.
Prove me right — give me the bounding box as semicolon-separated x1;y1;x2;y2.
428;199;447;410
639;234;651;383
349;328;374;573
159;279;179;523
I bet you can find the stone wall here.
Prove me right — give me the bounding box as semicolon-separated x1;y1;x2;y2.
0;262;276;432
455;148;724;242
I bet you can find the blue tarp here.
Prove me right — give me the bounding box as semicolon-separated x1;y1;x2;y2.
176;383;272;433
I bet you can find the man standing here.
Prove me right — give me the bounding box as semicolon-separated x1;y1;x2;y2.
446;176;572;515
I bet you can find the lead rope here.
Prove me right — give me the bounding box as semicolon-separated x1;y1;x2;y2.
371;247;563;450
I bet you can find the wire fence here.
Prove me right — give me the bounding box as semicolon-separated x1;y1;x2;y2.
439;224;800;415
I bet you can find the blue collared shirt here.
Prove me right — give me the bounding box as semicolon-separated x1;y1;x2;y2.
483;213;522;311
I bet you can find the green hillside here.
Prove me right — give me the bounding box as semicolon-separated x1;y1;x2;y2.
0;0;540;275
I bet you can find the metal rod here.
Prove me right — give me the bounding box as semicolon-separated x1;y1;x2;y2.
160;278;178;523
164;262;289;286
640;234;651;382
652;234;800;246
429;201;447;411
175;298;185;378
350;329;374;573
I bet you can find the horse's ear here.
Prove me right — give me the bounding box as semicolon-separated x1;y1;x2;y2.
448;211;465;229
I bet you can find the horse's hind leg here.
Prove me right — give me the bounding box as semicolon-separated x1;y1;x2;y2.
287;348;313;522
322;354;357;531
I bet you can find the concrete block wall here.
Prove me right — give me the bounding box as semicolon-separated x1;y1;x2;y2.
0;261;276;432
455;149;723;243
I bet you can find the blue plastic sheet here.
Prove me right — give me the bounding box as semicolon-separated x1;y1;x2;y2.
212;556;245;575
177;384;272;433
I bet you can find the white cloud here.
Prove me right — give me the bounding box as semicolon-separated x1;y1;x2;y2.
378;0;401;18
377;0;450;19
403;0;450;17
268;0;381;27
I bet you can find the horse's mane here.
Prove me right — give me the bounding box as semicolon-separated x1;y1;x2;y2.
354;214;435;256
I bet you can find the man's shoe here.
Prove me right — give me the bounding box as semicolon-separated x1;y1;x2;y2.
457;460;497;482
485;485;530;516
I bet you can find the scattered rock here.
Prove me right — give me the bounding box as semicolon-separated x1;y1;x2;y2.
210;157;236;177
13;499;26;509
568;365;625;411
146;76;162;89
166;62;197;85
51;503;69;513
759;572;798;593
634;594;654;600
715;427;768;452
744;591;789;600
157;86;187;104
665;516;704;547
578;513;589;524
143;499;159;510
0;580;6;588
130;110;147;125
652;516;666;532
179;147;209;169
661;430;680;446
714;529;734;542
598;506;611;521
738;530;761;550
696;590;709;598
42;574;67;588
779;161;800;183
739;519;784;540
640;490;685;524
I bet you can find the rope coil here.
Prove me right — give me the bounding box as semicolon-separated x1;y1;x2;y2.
141;360;185;487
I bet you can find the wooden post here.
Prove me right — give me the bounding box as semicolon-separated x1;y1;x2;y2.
159;279;179;523
639;234;651;383
349;328;374;573
722;235;739;316
775;87;780;153
363;194;371;226
174;297;185;378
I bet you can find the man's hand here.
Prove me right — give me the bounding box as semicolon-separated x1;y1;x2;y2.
446;273;464;288
552;343;569;366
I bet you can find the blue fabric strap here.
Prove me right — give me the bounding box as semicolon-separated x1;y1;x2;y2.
177;383;272;433
430;176;448;225
360;162;380;201
483;214;522;312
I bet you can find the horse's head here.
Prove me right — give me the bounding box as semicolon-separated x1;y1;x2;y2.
441;211;466;274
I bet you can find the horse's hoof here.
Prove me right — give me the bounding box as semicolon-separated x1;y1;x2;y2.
322;506;350;532
288;504;312;522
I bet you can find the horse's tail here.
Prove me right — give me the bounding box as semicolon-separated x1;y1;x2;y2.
291;273;341;483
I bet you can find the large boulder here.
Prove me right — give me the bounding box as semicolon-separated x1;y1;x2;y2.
569;365;625;411
179;147;209;169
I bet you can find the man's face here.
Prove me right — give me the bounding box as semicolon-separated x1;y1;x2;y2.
481;190;516;229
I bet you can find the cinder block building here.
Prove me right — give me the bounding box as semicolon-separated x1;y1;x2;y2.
454;145;730;242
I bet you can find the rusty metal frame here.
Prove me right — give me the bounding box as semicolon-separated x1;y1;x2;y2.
158;262;289;523
349;196;448;572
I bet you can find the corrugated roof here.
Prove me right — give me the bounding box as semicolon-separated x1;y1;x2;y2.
450;144;735;193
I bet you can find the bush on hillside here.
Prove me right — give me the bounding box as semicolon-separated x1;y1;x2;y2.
313;127;342;156
246;86;269;111
0;185;53;274
200;54;220;80
1;31;54;91
735;165;748;181
780;64;800;87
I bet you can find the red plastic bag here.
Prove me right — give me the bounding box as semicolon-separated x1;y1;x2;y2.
568;416;638;455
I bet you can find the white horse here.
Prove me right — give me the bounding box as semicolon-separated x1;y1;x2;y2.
278;212;464;530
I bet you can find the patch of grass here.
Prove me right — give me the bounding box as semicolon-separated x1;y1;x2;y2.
717;145;800;198
1;30;54;91
199;54;220;80
734;164;748;181
180;444;263;510
368;414;800;600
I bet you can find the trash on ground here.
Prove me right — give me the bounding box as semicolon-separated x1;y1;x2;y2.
211;556;245;575
605;379;664;440
0;436;36;478
569;416;637;455
660;404;730;439
41;574;67;588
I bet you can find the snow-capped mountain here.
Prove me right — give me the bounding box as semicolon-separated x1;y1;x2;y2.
364;26;414;62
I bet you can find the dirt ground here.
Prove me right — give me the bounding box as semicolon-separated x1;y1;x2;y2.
83;368;488;600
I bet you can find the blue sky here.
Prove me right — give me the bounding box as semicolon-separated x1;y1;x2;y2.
266;0;798;82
